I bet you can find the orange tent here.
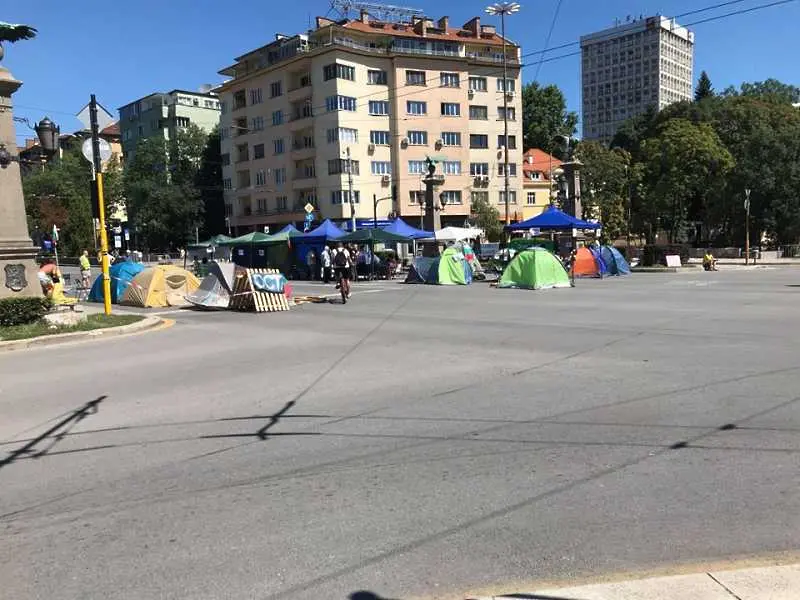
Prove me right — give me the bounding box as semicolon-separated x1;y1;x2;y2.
571;246;606;278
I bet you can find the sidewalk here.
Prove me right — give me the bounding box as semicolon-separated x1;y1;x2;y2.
466;563;799;599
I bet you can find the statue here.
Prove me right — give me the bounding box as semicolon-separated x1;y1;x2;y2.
0;22;37;61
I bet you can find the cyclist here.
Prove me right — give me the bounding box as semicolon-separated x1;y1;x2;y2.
332;242;352;304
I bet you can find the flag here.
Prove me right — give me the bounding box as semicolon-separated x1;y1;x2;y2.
51;224;59;244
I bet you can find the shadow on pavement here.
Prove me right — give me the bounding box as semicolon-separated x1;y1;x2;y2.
349;592;398;600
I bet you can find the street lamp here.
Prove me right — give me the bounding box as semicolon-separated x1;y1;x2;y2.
744;188;751;265
485;1;521;227
0;115;59;168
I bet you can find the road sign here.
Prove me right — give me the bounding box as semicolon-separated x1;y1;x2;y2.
81;138;112;167
304;203;315;214
528;227;541;236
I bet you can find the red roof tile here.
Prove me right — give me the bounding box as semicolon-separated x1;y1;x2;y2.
341;20;512;47
100;121;120;136
522;148;561;180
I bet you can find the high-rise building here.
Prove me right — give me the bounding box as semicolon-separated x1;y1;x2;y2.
581;15;694;143
118;90;221;162
215;12;523;234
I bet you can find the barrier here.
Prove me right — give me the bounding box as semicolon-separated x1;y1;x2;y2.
229;268;290;313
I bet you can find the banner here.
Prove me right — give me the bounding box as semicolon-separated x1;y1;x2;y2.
251;272;287;294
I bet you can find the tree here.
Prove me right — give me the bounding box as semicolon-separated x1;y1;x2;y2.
720;78;800;104
124;125;207;250
196;126;226;238
694;71;714;102
575;141;630;242
470;196;503;242
521;82;578;156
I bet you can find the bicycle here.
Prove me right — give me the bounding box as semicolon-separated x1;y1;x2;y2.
337;268;351;304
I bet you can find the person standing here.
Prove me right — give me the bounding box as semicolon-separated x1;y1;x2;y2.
321;245;332;283
306;249;317;281
79;249;92;291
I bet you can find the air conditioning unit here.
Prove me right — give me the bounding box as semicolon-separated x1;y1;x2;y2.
401;137;409;146
468;89;475;99
381;174;391;184
368;143;375;152
506;91;515;101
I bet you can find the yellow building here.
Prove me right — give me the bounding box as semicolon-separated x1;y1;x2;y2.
521;148;561;221
216;12;523;233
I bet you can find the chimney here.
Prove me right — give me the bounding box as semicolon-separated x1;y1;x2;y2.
413;17;427;37
360;9;369;24
527;155;534;164
437;16;449;31
463;17;480;37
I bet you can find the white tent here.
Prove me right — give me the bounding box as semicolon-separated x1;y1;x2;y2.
423;226;484;242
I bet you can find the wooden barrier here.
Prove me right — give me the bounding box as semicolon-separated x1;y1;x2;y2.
229;268;290;313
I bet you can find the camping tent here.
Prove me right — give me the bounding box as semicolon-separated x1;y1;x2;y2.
600;245;632;276
506;204;601;231
571;246;607;278
121;265;200;308
185;262;237;310
88;261;145;304
382;218;431;239
405;246;472;285
498;248;571;290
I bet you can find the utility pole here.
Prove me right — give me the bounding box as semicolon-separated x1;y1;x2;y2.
346;146;356;232
744;188;751;265
626;164;632;251
501;16;511;227
90;94;111;315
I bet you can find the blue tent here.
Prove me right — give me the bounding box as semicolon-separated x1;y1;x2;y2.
296;219;345;240
382;218;431;240
506;204;601;231
600;245;632;276
276;224;302;236
88;261;145;304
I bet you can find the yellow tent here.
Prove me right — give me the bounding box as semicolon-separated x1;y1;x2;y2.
121;265;200;308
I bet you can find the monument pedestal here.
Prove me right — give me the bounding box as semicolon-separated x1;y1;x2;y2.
0;65;41;298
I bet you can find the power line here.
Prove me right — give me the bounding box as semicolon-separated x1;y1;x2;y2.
532;0;564;82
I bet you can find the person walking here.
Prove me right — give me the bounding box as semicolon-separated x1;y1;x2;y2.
321;245;332;283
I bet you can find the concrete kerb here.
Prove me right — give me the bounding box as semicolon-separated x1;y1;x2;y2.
0;315;166;353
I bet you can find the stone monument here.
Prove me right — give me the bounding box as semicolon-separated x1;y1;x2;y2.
0;23;41;298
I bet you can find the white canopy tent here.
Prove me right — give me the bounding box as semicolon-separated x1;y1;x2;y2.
422;226;484;242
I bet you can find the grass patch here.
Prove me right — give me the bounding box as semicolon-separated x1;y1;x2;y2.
0;314;143;342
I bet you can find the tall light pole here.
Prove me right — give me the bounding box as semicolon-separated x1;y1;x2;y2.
486;2;520;227
744;188;751;265
345;146;356;232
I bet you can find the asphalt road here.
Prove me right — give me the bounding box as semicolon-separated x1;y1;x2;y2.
1;270;799;600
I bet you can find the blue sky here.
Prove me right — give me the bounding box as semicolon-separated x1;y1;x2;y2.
5;0;799;144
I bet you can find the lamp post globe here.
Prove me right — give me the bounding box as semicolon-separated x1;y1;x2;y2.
35;116;59;156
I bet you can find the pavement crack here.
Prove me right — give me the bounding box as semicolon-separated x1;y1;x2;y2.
706;572;744;600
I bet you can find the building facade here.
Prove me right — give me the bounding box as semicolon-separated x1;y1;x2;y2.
118;90;221;162
216;13;523;234
581;15;694;143
521;148;561;221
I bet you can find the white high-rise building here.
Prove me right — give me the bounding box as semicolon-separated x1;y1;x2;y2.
580;15;694;143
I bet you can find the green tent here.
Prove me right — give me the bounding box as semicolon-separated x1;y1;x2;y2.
438;246;469;285
339;228;410;243
498;247;571;290
188;234;232;249
218;232;273;246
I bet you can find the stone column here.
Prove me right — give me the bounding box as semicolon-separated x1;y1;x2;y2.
0;63;40;298
561;159;583;221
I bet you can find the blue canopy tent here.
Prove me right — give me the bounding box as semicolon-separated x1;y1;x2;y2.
294;219;346;270
276;224;302;236
505;204;601;231
382;218;431;240
89;261;145;304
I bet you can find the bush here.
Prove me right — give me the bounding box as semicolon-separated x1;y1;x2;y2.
0;297;51;327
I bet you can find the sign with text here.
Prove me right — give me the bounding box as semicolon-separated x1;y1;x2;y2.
251;272;287;294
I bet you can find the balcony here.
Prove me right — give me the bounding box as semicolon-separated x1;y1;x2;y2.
291;138;315;159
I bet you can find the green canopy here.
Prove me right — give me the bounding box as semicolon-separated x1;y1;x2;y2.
339;228;410;243
189;234;232;248
218;231;272;246
498;247;571;290
263;230;300;244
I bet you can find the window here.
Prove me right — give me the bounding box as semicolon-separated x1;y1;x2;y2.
406;101;427;115
407;130;428;145
223;178;232;191
470;134;489;149
272;110;283;126
442;161;461;175
497;78;516;92
250;88;263;104
326;95;357;112
371;161;392;175
270;81;282;97
276;196;288;211
441;132;461;146
233;90;246;109
331;190;360;205
324;63;356;81
527;191;536;205
469;105;488;120
471;191;489;204
440;72;460;87
273;139;284;155
441;102;461;116
409;191;425;205
175;117;190;128
499;190;517;204
253;144;265;159
275;168;287;185
236;143;249;162
469;77;487;92
470;162;489;176
408;160;427;174
256;198;267;213
498;163;517;177
367;69;387;85
370;130;390;145
497;135;517;149
251;116;265;131
221;153;231;166
497;106;516;120
255;169;266;187
440;190;462;205
406;70;426;85
327;127;358;144
368;100;390;115
220;101;228;114
328;159;359;175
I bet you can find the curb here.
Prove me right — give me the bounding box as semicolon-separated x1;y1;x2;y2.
0;316;165;353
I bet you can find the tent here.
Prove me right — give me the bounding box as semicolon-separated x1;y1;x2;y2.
188;234;232;249
422;226;484;242
405;246;472;285
339;228;410;243
296;219;345;241
185;262;236;310
121;265;200;308
218;231;273;246
276;224;302;236
382;218;431;239
498;248;572;290
88;261;145;304
571;246;607;278
600;245;632;276
506;204;601;231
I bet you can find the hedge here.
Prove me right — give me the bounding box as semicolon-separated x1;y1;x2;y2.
0;297;51;327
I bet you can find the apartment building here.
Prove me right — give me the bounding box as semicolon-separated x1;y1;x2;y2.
216;12;523;234
521;148;561;221
581;15;694;143
118;89;221;162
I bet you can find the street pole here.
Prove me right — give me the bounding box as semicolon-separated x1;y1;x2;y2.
372;193;378;280
745;188;751;266
90;94;111;315
626;165;632;251
346;146;356;233
501;11;510;228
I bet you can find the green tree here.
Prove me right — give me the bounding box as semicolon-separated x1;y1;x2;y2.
739;78;800;104
575;141;630;242
470;196;503;242
521;82;578;156
694;71;714;102
196;126;225;238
